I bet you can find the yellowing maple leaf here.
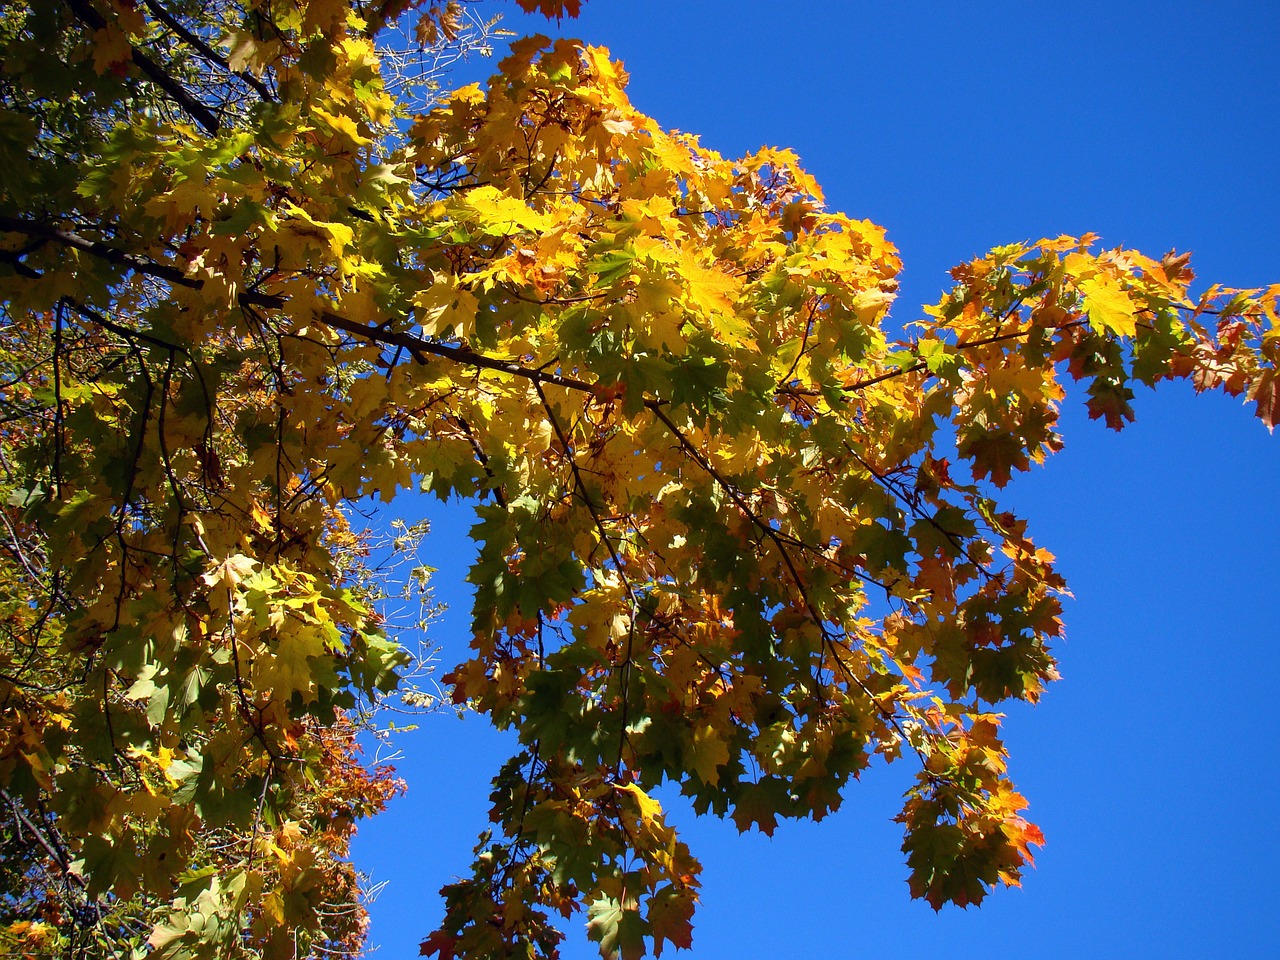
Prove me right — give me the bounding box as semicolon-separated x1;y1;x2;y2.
458;185;554;234
257;623;333;703
1077;274;1138;338
413;283;480;337
201;554;258;590
687;725;731;785
312;106;373;147
615;782;664;827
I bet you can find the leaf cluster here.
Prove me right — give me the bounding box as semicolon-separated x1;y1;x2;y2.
0;1;1275;958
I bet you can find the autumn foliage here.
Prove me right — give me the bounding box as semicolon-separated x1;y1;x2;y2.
0;1;1276;958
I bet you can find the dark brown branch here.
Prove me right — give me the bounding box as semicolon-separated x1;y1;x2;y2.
647;404;920;748
510;290;608;306
840;320;1088;393
0;215;197;289
455;415;506;507
534;381;638;772
141;0;276;102
0;789;85;891
62;297;188;353
64;0;222;136
317;311;598;395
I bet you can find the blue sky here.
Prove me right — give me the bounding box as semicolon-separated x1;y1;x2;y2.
353;2;1280;957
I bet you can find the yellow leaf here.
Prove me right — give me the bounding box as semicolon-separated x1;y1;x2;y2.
458;185;553;234
615;782;663;827
201;554;257;590
257;623;331;703
1077;274;1138;338
688;725;731;785
90;27;132;75
413;283;480;338
313;106;373;147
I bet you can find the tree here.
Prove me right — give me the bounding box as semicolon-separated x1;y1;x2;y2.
0;1;1275;958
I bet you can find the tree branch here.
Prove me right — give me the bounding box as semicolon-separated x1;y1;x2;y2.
317;311;598;395
0;215;197;290
141;0;276;102
64;0;222;136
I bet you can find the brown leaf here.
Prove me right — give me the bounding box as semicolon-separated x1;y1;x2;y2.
1250;368;1279;431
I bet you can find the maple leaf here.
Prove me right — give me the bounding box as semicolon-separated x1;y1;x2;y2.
647;885;696;957
587;894;648;960
1077;274;1139;338
258;624;335;702
730;779;791;836
201;554;258;590
959;431;1028;487
1250;368;1279;431
616;782;664;827
1159;248;1195;285
513;0;583;18
687;725;731;785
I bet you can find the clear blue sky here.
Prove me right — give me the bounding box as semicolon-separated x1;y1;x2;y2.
354;2;1280;957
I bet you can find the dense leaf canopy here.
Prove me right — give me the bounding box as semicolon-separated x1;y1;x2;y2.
0;1;1275;957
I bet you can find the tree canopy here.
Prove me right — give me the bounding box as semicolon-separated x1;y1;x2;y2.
0;1;1275;958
